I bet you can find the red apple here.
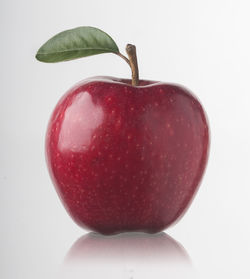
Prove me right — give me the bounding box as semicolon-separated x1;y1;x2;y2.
46;76;209;234
36;26;209;235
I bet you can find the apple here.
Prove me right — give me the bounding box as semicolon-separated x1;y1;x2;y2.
36;26;209;234
45;76;209;234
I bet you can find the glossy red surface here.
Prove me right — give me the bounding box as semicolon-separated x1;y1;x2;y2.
46;76;209;234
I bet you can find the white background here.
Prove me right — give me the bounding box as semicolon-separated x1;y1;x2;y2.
1;0;250;278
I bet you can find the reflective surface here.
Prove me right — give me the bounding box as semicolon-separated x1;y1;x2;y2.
60;232;195;279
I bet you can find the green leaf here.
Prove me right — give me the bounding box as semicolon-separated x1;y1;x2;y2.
36;26;119;63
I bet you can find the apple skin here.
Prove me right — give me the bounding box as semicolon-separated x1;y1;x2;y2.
46;76;209;235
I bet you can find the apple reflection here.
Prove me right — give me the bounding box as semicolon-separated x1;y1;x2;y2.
60;232;195;279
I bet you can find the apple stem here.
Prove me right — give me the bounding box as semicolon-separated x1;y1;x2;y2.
117;45;139;86
126;44;139;86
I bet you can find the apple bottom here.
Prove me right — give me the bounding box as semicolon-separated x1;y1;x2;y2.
57;167;201;235
54;154;202;235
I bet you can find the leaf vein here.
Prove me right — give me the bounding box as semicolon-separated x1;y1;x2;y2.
38;47;118;55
